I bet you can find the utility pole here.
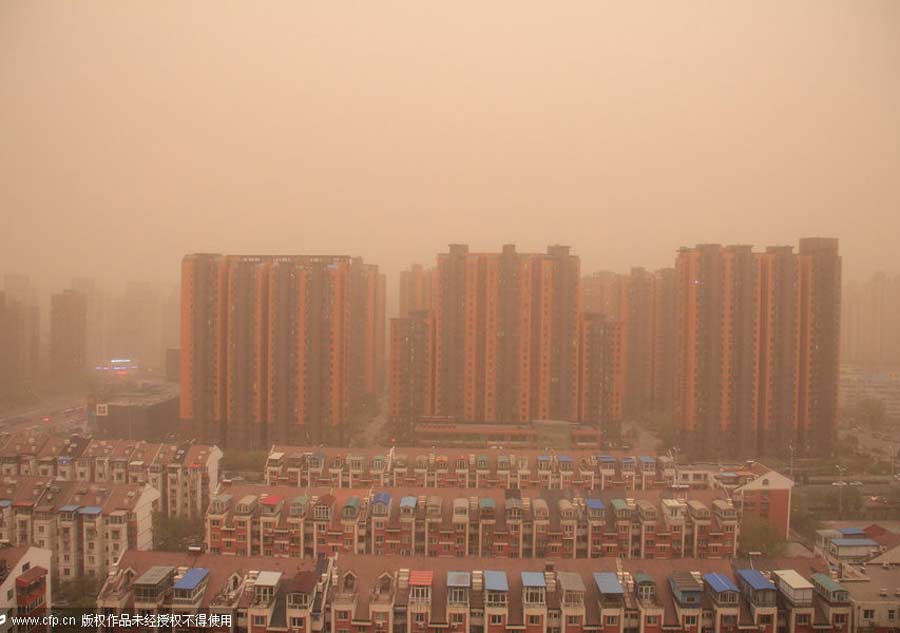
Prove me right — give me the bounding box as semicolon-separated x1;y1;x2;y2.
789;443;795;482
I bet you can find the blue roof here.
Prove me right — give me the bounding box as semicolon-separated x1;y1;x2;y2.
58;504;80;513
622;457;635;463
174;568;209;590
593;572;624;595
586;499;606;510
832;538;878;547
737;569;775;591
521;572;546;587
538;455;550;461
598;455;616;463
78;506;103;515
479;498;496;509
400;496;417;508
484;571;509;591
0;500;11;508
373;492;391;506
837;527;865;536
558;455;572;463
704;573;738;593
639;456;655;463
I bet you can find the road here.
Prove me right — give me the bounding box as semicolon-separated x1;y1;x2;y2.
0;392;89;433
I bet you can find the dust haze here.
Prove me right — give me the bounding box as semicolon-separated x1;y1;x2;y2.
2;0;899;300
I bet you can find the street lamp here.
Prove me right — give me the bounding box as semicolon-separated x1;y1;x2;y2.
833;465;848;518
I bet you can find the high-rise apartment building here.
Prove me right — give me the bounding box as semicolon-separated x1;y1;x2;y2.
429;243;581;423
109;281;163;369
180;253;384;449
756;246;800;456
651;268;677;416
398;264;432;317
582;270;624;317
1;275;41;383
674;244;762;459
71;277;108;366
581;267;677;421
577;313;624;426
841;273;900;368
0;292;39;392
674;239;841;459
622;268;655;419
797;237;841;457
50;288;87;380
389;310;432;440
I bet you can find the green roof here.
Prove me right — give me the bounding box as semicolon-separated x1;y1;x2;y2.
811;574;843;593
611;499;628;511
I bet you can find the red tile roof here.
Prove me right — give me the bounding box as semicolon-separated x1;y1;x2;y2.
409;570;433;586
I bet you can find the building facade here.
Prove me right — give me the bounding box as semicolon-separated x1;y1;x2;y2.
0;476;158;581
180;253;385;448
205;484;738;561
50;288;88;379
0;432;221;520
674;239;841;459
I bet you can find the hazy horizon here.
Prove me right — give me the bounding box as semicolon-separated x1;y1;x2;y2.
2;1;899;299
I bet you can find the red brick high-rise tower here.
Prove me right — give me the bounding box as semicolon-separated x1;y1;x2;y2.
180;253;383;448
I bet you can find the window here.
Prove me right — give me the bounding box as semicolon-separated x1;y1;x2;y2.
21;562;30;572
889;611;896;621
410;586;430;601
605;616;618;626
414;613;426;623
6;590;12;600
646;616;659;625
449;588;467;604
253;615;265;626
290;617;304;628
336;610;350;620
528;615;542;625
567;615;581;625
490;615;503;625
863;610;875;620
796;614;810;625
684;615;697;626
525;587;544;605
451;613;465;624
834;614;847;625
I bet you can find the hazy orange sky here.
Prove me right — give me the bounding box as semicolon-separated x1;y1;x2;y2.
2;1;899;298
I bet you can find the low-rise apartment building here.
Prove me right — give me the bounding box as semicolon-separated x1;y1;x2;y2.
0;545;53;633
93;549;890;633
97;551;332;633
205;485;738;560
0;431;221;520
0;475;158;580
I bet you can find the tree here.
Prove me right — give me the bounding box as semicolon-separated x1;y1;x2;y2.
56;577;103;609
739;515;786;557
855;397;887;430
153;511;204;551
220;450;268;473
790;493;821;540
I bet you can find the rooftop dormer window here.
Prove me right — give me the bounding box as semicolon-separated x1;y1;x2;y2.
313;504;330;521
